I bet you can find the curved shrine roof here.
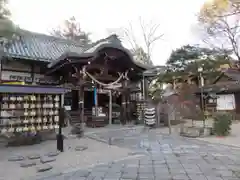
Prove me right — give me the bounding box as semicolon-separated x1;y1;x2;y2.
4;29;152;70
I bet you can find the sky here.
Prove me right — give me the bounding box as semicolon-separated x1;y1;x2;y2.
8;0;206;65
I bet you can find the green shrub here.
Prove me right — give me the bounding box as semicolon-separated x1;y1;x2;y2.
213;112;232;136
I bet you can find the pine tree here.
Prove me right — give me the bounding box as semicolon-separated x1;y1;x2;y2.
52;16;91;46
0;0;11;19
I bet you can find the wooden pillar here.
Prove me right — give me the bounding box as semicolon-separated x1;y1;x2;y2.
79;86;84;126
142;76;145;100
144;79;149;99
109;90;112;125
0;49;2;83
71;90;79;111
126;88;131;123
30;64;34;85
121;93;126;124
123;80;131;123
78;68;85;134
121;80;127;125
78;86;84;136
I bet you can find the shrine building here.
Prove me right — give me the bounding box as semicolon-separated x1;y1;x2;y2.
1;29;152;127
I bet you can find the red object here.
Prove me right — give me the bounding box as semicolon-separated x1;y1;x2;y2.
182;100;192;105
216;136;225;138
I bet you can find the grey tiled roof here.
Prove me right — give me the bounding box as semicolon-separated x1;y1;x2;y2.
4;29;85;62
3;29;152;70
48;34;153;70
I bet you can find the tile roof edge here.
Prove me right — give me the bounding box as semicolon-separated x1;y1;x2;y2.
5;53;51;62
18;30;123;50
17;29;85;47
48;40;151;70
9;30;151;69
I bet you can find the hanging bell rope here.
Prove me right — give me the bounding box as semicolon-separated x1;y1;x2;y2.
85;71;124;86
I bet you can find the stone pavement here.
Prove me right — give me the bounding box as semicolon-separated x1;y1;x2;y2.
0;136;132;180
196;122;240;148
34;129;240;180
2;126;240;180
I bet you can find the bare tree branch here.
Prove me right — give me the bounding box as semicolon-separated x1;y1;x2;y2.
138;17;164;63
122;23;139;51
107;18;163;65
198;1;240;61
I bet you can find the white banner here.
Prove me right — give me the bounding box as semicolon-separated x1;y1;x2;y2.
217;94;235;110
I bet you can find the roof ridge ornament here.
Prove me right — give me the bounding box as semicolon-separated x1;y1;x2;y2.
106;34;122;45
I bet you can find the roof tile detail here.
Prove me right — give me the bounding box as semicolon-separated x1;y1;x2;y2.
4;29;84;62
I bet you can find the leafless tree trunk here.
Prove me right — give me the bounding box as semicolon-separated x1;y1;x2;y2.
108;17;164;64
138;18;164;63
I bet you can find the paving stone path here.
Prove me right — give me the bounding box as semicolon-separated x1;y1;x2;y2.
0;136;132;180
37;129;240;180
